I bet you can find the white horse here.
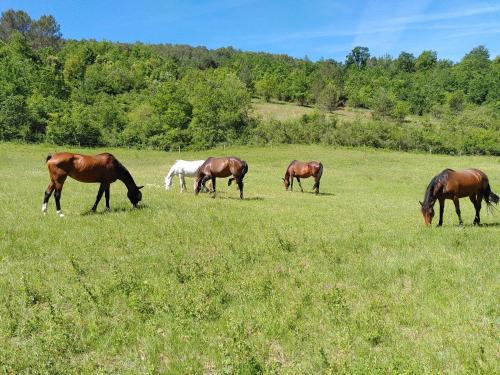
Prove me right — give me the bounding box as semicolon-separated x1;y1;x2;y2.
165;160;208;192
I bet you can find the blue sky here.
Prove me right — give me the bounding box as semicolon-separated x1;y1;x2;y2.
2;0;499;61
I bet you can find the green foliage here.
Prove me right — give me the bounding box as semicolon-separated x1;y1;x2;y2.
46;103;103;146
391;100;411;122
372;88;395;118
346;46;370;68
255;72;277;102
0;9;61;49
447;90;465;113
415;50;437;71
396;52;416;73
317;82;340;112
0;9;498;155
184;69;251;149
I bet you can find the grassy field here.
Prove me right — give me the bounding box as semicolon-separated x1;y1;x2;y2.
252;98;373;123
0;142;499;374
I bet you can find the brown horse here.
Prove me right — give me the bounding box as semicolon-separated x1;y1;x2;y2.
43;152;143;217
283;160;323;194
195;157;248;199
420;168;498;226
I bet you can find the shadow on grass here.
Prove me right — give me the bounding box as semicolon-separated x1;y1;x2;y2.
436;222;500;228
80;204;151;216
288;191;335;196
473;222;500;228
216;196;265;201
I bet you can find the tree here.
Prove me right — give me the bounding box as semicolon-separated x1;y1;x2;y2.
317;82;340;112
288;69;310;106
255;72;278;102
396;52;415;73
415;50;437;71
346;46;370;68
29;15;61;49
0;9;31;40
372;88;394;117
0;9;61;49
448;90;465;113
455;46;491;104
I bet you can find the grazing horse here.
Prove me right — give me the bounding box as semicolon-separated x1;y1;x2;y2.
283;160;323;194
165;160;210;192
195;157;248;199
43;152;144;217
420;168;498;226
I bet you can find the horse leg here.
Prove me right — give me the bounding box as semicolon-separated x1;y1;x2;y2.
211;177;216;198
201;175;211;192
92;184;105;212
290;173;294;192
470;194;481;225
313;177;321;195
196;175;210;195
437;198;445;227
53;178;66;218
180;174;186;192
42;182;55;215
105;185;111;210
453;197;463;226
237;178;244;199
296;177;304;192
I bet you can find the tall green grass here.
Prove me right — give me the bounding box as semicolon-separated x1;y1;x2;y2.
0;143;498;373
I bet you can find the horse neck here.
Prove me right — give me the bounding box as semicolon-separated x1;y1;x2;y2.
284;170;291;183
116;163;137;192
423;178;439;208
165;166;176;187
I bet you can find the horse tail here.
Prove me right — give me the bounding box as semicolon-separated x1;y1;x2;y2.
313;162;323;191
241;160;249;179
229;160;248;186
483;184;499;206
46;154;52;163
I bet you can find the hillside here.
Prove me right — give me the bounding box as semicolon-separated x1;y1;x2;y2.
1;9;499;155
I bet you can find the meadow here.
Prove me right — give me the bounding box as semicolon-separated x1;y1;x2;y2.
0;142;499;374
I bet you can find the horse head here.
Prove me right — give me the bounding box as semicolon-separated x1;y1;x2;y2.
128;185;144;207
282;177;290;190
420;201;434;226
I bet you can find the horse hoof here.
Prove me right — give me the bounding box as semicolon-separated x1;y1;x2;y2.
57;210;65;218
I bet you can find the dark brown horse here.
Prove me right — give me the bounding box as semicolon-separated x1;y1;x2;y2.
420;168;498;226
283;160;323;194
43;152;143;217
195;157;248;199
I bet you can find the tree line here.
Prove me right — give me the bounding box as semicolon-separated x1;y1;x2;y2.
0;9;498;154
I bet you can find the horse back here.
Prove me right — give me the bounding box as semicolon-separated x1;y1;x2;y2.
200;157;243;177
47;152;118;183
443;169;488;197
289;160;321;178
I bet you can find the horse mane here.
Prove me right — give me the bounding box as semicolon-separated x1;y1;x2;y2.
114;158;136;188
423;169;454;208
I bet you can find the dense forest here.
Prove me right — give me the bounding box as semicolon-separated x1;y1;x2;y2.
0;9;499;154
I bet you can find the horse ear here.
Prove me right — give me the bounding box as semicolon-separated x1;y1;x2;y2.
137;185;144;190
419;201;423;207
